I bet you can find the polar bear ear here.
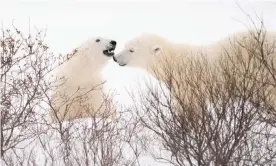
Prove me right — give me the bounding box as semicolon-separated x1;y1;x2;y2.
152;44;162;56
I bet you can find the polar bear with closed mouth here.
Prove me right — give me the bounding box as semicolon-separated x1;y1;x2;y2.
113;32;276;72
50;37;117;122
112;33;202;70
113;32;276;117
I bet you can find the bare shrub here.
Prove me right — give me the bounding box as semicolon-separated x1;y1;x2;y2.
129;19;276;166
0;23;142;166
0;24;60;159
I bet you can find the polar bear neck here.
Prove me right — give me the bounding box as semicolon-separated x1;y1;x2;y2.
58;46;108;87
149;42;202;78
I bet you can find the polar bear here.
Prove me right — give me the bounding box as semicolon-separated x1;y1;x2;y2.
112;33;204;72
50;37;117;122
113;32;276;118
113;32;276;72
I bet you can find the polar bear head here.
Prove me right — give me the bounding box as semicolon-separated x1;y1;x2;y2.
94;37;117;57
112;34;171;70
75;37;117;64
54;36;118;90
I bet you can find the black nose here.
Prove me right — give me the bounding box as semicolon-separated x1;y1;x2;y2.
110;40;117;46
113;56;117;62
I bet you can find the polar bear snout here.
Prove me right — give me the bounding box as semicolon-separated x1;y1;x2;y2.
103;40;117;57
112;53;128;66
113;55;126;66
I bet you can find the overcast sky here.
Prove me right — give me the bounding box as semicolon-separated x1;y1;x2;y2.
1;0;276;104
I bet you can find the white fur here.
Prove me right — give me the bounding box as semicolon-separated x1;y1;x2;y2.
114;31;276;74
50;37;117;122
113;32;276;115
113;33;201;70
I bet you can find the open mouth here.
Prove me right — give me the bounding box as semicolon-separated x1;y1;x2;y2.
103;47;115;57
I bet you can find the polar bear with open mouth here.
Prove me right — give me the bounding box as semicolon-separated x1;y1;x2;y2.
50;37;117;122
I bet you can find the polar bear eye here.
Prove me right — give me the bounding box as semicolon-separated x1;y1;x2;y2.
95;39;100;42
129;49;134;53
